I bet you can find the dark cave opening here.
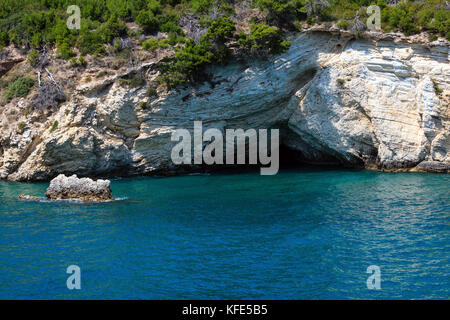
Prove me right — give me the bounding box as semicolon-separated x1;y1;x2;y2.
170;144;346;176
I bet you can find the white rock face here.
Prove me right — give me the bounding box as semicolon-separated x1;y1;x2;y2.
45;174;114;201
1;32;449;181
288;40;449;170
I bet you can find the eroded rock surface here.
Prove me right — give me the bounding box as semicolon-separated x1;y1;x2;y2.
1;32;449;181
45;174;114;201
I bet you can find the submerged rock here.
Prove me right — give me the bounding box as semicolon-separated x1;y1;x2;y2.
45;174;114;201
413;161;450;173
18;194;41;200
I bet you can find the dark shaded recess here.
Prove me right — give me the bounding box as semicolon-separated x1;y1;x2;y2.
63;143;363;181
160;144;346;177
278;143;357;169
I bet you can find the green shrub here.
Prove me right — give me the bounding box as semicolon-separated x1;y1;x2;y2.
160;20;183;34
390;3;420;35
142;38;160;51
5;77;35;101
51;18;75;44
238;23;291;55
158;39;170;48
78;56;87;66
22;107;30;117
138;101;150;109
56;42;76;60
18;122;26;133
147;0;163;15
191;0;213;14
0;29;9;48
381;1;436;36
97;14;128;43
432;79;443;96
337;20;350;30
0;80;8;89
202;17;236;44
159;39;214;86
50;120;58;133
428;9;450;36
142;37;173;51
136;7;184;36
418;8;434;29
0;0;446;64
70;56;87;67
159;18;291;87
428;34;438;42
119;75;146;88
77;29;105;55
146;87;158;97
105;0;136;19
293;20;303;31
136;10;160;34
254;0;307;26
219;3;235;16
3;0;445;92
28;49;39;66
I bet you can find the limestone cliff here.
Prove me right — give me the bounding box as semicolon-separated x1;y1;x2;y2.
0;31;449;181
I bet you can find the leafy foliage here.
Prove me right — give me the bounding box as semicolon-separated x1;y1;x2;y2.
5;77;35;101
380;0;449;37
77;28;105;55
28;49;40;66
57;41;76;59
254;0;307;26
238;23;291;55
136;8;160;34
70;56;87;67
159;39;215;86
50;120;59;133
202;16;236;43
119;74;146;88
0;0;446;55
0;0;447;90
18;122;26;133
191;0;214;14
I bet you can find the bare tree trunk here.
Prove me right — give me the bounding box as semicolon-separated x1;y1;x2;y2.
44;67;61;90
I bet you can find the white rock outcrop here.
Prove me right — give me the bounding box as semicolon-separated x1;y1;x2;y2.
1;32;448;181
45;174;114;201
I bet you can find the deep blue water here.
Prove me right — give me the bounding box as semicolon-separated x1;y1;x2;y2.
0;169;448;299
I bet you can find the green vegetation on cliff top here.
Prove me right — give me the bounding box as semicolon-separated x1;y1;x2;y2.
0;0;448;86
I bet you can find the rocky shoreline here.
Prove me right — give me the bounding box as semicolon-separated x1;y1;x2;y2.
1;30;448;181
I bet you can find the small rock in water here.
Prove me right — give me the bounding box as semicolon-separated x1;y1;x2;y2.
413;161;450;173
18;194;41;200
45;174;114;201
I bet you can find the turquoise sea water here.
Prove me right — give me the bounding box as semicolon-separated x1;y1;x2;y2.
0;169;448;299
